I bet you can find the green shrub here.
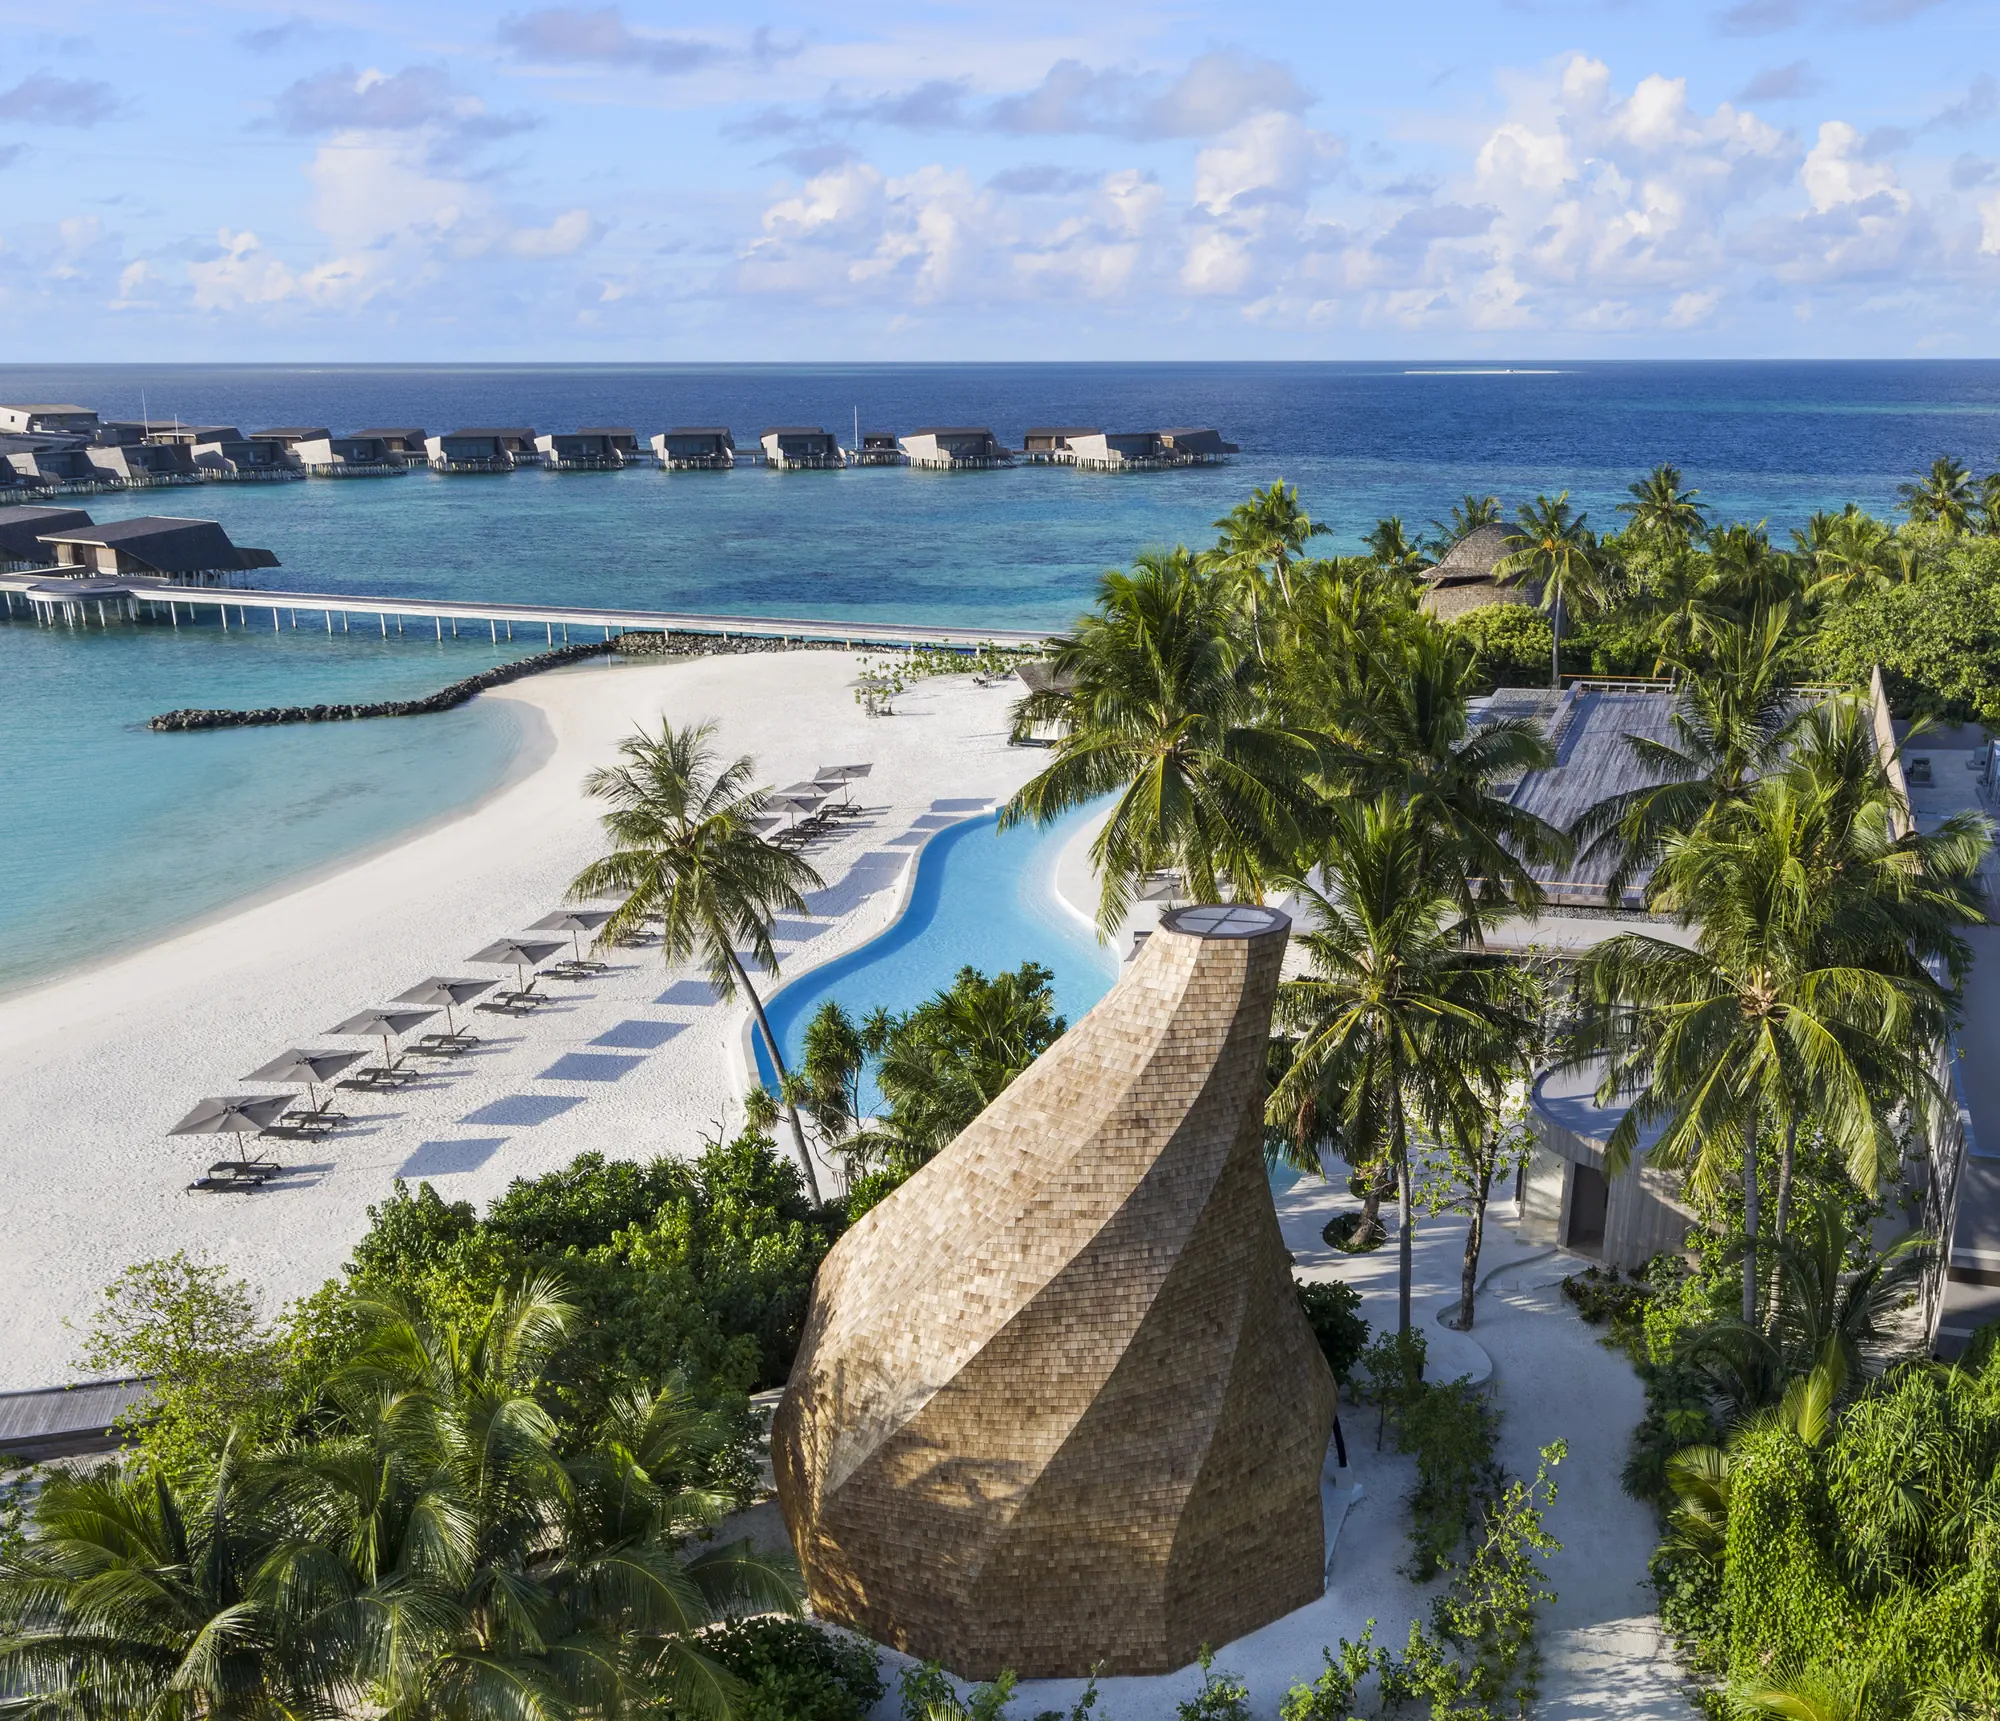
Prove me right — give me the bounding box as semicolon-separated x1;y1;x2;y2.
1279;1626;1379;1721
1560;1264;1653;1348
1295;1278;1370;1385
1357;1327;1429;1449
1397;1381;1503;1582
1448;603;1552;691
1809;564;2000;722
899;1661;1017;1721
674;1617;883;1721
1176;1648;1252;1721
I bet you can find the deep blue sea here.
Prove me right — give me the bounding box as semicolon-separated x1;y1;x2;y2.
5;360;1998;988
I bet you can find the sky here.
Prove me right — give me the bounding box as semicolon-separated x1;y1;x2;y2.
4;0;2000;361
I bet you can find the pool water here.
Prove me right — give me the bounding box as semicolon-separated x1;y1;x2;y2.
756;800;1119;1110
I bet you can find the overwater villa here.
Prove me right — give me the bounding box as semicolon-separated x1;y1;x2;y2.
86;426;199;482
129;425;299;479
349;428;430;465
760;426;842;469
0;405;100;437
536;429;639;470
899;427;1014;470
652;428;736;470
292;434;409;477
0;435;100;488
1065;430;1180;471
251;429;330;466
426;428;538;473
32;515;279;583
0;505;91;568
1159;427;1239;462
1020;426;1098;463
852;431;904;466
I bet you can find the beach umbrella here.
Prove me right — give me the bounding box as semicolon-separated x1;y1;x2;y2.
242;1049;362;1110
468;938;563;990
327;1006;437;1066
529;909;613;964
770;791;824;828
392;977;496;1035
815;762;871;804
169;1094;294;1163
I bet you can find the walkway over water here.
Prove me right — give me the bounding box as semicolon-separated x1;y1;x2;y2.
0;569;1051;651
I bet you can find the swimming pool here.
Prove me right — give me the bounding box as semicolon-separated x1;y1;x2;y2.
756;799;1120;1109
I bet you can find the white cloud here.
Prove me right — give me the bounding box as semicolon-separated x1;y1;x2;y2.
1801;119;1907;213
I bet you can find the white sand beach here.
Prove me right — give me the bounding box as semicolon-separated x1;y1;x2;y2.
0;651;1044;1390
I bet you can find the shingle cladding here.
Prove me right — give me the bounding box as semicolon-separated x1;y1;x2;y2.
773;909;1334;1678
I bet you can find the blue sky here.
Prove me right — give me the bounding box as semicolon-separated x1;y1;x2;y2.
4;0;1999;360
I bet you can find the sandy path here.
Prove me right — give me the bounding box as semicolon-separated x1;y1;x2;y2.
0;652;1039;1389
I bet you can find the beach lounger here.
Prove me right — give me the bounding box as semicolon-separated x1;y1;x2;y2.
338;1063;421;1090
419;1030;480;1047
191;1160;281;1192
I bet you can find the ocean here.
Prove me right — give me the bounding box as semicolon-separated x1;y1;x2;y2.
4;360;1997;988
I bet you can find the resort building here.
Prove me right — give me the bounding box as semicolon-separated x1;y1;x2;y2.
426;429;538;473
651;428;736;470
349;428;430;465
1159;427;1240;462
776;905;1332;1678
1020;426;1099;463
0;505;92;568
760;427;843;469
898;427;1014;470
1065;430;1180;471
34;516;279;583
250;429;331;465
535;429;638;470
852;431;904;466
0;435;100;488
291;434;407;477
84;435;199;482
0;405;100;437
1418;524;1527;620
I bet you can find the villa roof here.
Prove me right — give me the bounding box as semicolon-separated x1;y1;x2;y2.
1421;577;1530;621
911;426;998;437
0;1376;152;1460
1;403;93;415
574;426;636;436
664;426;733;437
251;427;330;441
38;515;280;574
1423;523;1513;585
1023;426;1099;437
444;427;536;438
0;505;92;562
351;427;427;439
762;425;833;436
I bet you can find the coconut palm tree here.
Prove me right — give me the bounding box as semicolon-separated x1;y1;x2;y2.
1313;626;1568;943
1704;524;1805;615
1495;492;1604;687
1899;455;1976;533
1798;508;1898;605
1979;471;2000;537
1618;464;1709;549
1578;760;1968;1324
1003;548;1316;933
0;1440;330;1720
1424;493;1502;558
570;720;827;1204
1210;481;1327;652
1362;516;1425;577
1269;794;1529;1333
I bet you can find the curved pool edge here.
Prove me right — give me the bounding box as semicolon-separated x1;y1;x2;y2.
725;798;1001;1111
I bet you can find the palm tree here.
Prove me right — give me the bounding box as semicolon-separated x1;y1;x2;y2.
1269;794;1529;1333
0;1441;328;1720
1578;759;1968;1323
1898;455;1975;533
1003;548;1315;933
1569;606;1804;902
292;1277;797;1721
1704;524;1804;615
1313;626;1567;943
1979;471;2000;537
1210;481;1327;651
570;720;827;1204
1424;493;1502;558
1362;516;1424;577
1494;492;1603;687
1618;464;1709;548
1799;507;1898;605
